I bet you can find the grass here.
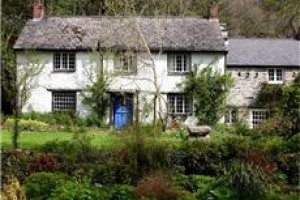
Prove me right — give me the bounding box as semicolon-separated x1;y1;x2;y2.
0;128;181;150
0;129;123;149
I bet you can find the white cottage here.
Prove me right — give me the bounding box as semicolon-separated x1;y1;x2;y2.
14;1;227;128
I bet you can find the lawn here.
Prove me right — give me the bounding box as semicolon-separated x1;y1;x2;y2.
1;129;124;149
0;129;181;150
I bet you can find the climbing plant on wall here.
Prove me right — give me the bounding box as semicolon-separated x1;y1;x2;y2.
183;66;233;126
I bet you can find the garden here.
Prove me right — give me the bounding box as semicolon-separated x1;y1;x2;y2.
1;71;299;200
1;114;299;200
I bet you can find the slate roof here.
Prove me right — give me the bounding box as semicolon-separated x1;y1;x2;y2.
14;16;226;52
227;39;300;67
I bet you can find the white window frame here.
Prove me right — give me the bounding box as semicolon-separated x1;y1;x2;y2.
167;94;192;115
251;109;267;128
225;109;238;124
168;53;191;74
53;52;76;72
114;52;137;74
52;91;76;111
268;68;283;84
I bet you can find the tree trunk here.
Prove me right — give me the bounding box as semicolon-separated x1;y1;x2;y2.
12;95;19;149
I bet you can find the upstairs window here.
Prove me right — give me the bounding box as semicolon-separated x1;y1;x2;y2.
168;94;192;115
52;91;76;111
268;68;283;83
114;52;137;74
225;109;238;124
53;52;76;72
168;53;191;74
252;109;267;128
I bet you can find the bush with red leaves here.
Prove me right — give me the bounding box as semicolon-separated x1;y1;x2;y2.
240;152;277;175
29;153;59;172
136;174;178;200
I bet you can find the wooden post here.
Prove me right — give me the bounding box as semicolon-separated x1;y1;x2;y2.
135;90;139;128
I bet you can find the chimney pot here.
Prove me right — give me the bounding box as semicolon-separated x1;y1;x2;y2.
209;2;219;21
33;0;44;21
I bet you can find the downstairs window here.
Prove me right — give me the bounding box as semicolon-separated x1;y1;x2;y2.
167;94;192;115
252;109;267;128
52;91;76;111
225;109;238;124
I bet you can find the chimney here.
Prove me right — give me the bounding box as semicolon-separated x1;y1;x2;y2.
208;2;219;21
33;0;44;21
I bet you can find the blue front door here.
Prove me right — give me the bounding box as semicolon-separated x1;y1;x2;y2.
113;93;133;129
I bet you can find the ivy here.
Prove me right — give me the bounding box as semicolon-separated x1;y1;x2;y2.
254;83;284;115
183;67;233;126
282;73;300;133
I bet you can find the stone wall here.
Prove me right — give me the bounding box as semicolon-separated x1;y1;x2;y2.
227;67;299;107
227;67;299;127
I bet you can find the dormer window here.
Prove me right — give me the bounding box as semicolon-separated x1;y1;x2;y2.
114;52;137;74
268;68;283;83
53;52;76;72
168;53;191;74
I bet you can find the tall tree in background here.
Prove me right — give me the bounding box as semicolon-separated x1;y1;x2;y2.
1;0;32;114
261;0;300;38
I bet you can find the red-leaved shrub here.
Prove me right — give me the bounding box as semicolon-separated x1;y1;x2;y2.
136;174;178;200
29;153;59;172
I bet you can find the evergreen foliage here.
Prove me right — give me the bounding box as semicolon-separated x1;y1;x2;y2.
183;67;233;125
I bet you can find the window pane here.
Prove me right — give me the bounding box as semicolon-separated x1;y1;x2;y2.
276;69;283;81
168;94;191;115
231;110;237;123
176;55;182;72
168;54;190;73
54;53;61;69
115;53;136;73
54;52;76;71
176;96;183;113
68;53;75;69
252;110;267;128
224;110;230;124
53;92;76;111
62;53;68;69
269;69;275;81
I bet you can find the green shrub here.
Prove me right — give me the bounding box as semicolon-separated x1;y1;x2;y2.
281;73;300;134
171;140;227;176
227;160;267;200
174;174;218;193
276;153;299;185
256;116;293;136
110;185;138;200
40;133;94;158
84;112;103;127
286;132;300;152
173;174;238;200
39;134;103;177
91;132;172;185
3;118;50;132
20;111;83;126
1;149;32;185
49;180;107;200
24;172;67;199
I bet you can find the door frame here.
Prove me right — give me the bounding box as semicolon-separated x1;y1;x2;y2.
110;92;134;129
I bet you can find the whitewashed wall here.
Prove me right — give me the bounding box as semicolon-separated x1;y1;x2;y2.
17;51;225;122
